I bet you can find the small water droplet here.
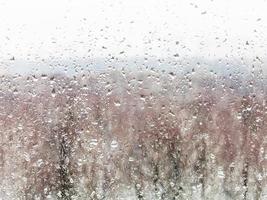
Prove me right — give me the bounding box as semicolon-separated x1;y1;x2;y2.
114;101;121;107
89;139;98;146
111;140;118;148
51;88;56;97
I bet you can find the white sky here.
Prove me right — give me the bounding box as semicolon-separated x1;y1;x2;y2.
0;0;266;73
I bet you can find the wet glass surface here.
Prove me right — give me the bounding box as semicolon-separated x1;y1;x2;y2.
0;0;266;199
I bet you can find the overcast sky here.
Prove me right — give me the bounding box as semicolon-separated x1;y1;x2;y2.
0;0;266;74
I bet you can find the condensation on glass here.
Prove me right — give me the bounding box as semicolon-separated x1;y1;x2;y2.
0;0;266;199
